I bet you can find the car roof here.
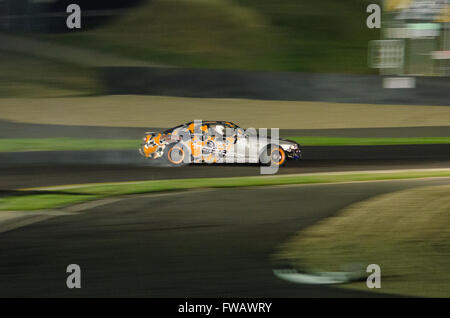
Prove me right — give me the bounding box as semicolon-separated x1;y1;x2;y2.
184;120;236;126
162;121;239;134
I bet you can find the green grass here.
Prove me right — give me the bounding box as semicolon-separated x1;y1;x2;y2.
0;138;139;152
1;136;450;152
235;0;379;73
2;194;96;211
0;52;100;98
275;184;450;297
1;169;450;211
288;136;450;146
40;0;380;73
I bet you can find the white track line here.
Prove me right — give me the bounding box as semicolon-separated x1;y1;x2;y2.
273;269;362;285
3;169;450;234
0;189;214;234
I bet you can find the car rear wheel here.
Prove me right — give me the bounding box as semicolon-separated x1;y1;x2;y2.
164;143;189;166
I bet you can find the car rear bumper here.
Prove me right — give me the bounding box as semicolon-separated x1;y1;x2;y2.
139;144;149;158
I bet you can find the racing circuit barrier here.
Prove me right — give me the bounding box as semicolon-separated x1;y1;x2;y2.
99;67;450;106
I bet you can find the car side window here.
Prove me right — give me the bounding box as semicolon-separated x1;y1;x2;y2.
207;124;223;137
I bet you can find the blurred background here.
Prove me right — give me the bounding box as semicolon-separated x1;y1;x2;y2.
0;0;448;97
0;0;450;298
0;0;383;97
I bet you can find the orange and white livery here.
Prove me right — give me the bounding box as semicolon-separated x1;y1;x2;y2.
139;120;302;168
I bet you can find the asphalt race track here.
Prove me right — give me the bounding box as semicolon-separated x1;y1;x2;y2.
1;120;449;297
1;119;449;190
2;159;450;191
2;120;450;139
1;178;449;297
1;158;450;190
1;144;450;190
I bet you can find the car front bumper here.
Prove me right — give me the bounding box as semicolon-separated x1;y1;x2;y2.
286;148;302;160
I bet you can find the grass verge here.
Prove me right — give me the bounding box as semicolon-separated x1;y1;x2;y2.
287;137;450;146
274;184;450;297
42;0;379;73
0;138;139;152
1;137;450;152
1;170;450;211
0;51;100;98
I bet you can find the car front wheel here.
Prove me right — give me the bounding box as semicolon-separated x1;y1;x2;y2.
259;145;286;166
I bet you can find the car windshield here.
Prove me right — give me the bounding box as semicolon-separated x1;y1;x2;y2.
162;124;185;134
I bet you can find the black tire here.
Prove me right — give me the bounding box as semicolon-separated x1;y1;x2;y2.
163;143;190;166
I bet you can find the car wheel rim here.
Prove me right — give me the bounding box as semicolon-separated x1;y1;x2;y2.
270;148;285;165
169;146;185;164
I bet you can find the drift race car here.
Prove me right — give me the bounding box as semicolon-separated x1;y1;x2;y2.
139;121;302;166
